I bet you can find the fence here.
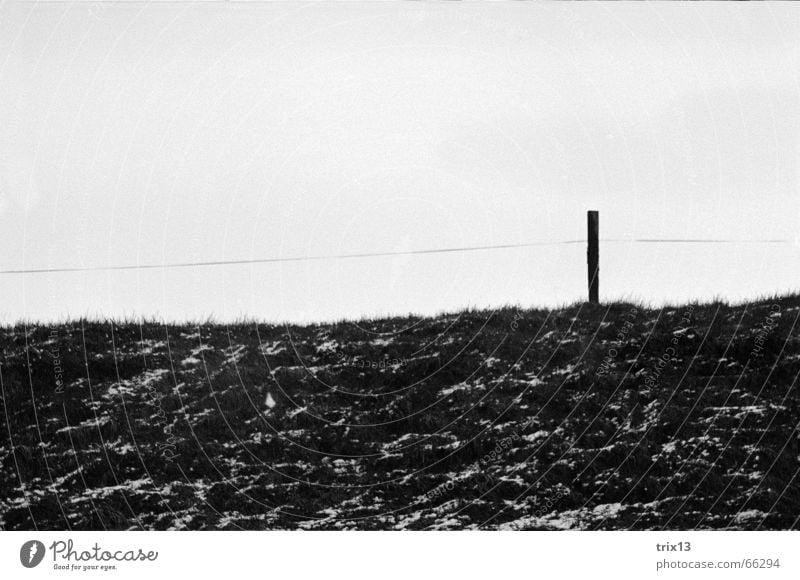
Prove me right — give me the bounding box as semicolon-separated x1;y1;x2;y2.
0;211;794;305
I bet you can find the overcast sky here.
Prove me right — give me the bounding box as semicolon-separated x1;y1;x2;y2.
1;1;799;324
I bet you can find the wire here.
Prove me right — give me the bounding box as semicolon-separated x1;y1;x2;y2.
611;238;794;244
0;239;583;276
0;238;793;276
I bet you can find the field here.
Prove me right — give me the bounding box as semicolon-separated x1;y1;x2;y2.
1;295;799;530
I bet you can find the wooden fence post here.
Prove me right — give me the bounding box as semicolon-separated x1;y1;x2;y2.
587;210;599;304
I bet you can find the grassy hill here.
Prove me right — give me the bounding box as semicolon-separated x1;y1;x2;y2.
1;295;799;530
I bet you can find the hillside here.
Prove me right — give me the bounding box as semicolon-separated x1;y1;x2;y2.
1;296;799;530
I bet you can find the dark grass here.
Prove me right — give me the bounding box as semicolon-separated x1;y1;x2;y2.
1;293;799;530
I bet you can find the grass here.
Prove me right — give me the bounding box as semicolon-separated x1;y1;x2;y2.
1;293;799;530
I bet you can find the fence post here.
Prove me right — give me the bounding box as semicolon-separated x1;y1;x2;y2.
587;210;599;304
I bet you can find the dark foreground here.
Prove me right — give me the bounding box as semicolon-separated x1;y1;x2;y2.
1;295;799;530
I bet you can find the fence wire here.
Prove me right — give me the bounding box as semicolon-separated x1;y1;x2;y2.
0;238;795;276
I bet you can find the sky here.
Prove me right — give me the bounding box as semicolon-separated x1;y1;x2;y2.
1;1;799;324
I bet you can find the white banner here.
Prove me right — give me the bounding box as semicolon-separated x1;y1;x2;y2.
1;531;797;579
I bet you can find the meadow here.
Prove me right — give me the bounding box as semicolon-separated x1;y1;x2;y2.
1;295;798;530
